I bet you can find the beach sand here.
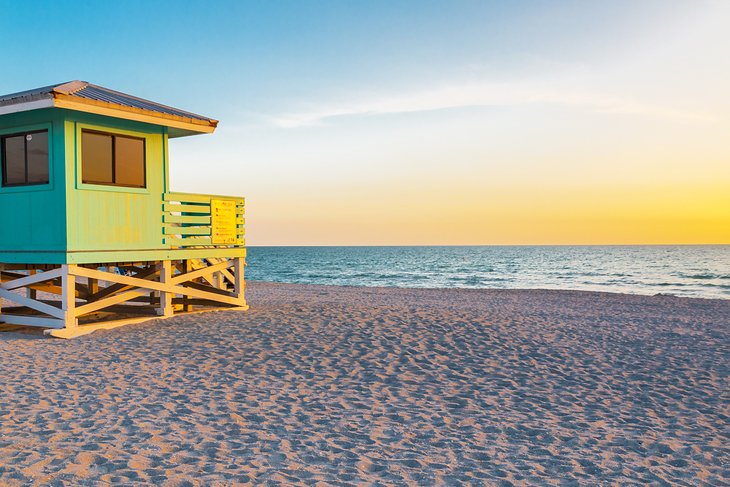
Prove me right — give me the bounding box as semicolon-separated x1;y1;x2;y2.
1;281;728;485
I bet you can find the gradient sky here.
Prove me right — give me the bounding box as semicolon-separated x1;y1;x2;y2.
1;0;728;245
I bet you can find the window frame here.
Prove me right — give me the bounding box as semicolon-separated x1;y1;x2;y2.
81;129;147;189
0;129;50;188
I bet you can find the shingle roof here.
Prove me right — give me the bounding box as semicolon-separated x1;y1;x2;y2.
0;81;217;134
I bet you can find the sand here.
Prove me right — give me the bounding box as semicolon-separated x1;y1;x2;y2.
0;281;728;485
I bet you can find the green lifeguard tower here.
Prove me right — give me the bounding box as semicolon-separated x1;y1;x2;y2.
0;81;247;338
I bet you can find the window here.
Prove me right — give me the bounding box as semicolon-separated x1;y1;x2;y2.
81;130;146;188
1;130;49;187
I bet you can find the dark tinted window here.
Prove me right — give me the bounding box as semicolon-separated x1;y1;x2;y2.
3;136;25;185
26;131;49;184
82;132;113;184
1;130;50;187
115;136;145;187
81;130;145;188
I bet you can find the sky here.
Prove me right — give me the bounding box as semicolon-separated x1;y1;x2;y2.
1;0;728;245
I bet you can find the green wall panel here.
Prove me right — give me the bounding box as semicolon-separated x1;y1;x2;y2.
0;109;67;264
63;111;168;256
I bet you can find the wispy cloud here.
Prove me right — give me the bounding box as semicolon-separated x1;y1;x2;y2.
268;82;711;128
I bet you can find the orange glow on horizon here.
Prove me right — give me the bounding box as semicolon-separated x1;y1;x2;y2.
245;182;730;246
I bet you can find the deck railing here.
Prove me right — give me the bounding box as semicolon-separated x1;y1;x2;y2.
162;192;245;248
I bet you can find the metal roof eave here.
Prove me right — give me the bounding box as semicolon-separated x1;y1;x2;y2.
0;97;54;116
0;81;218;135
52;93;218;134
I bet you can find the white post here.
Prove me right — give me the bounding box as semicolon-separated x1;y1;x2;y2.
158;261;173;317
233;257;245;306
27;269;37;299
183;260;193;312
62;265;78;330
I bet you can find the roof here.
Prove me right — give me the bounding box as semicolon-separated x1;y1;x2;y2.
0;81;218;137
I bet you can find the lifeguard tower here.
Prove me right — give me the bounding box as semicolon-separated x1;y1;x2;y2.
0;81;247;338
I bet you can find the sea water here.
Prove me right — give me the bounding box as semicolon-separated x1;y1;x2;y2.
246;245;730;300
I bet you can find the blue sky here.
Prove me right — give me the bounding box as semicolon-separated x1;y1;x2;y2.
2;1;644;113
1;1;728;244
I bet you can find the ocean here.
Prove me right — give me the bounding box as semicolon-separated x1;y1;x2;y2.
245;245;730;300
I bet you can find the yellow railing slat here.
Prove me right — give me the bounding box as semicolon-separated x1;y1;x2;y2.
163;226;212;236
163;192;245;249
163;203;212;214
163;214;211;225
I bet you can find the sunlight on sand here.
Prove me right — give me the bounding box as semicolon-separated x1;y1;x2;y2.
0;282;727;484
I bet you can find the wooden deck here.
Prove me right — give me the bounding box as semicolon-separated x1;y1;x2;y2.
0;257;247;338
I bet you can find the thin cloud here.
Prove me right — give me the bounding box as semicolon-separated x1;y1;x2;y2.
268;82;712;128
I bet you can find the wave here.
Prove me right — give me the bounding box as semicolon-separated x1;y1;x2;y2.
679;273;730;280
246;246;730;300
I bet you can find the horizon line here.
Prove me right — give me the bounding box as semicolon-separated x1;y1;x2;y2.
247;243;730;248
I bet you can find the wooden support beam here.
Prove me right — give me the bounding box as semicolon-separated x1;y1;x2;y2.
71;266;243;307
220;268;235;286
182;260;193;312
203;258;235;286
1;272;65;295
128;296;159;304
75;288;152;317
61;265;78;329
101;304;159;315
170;259;231;285
88;278;99;295
75;283;91;300
171;298;241;307
158;261;174;317
212;269;221;290
0;314;65;329
27;270;37;300
234;257;245;306
85;266;159;302
118;266;148;275
1;257;248;338
0;268;64;291
0;289;65;319
181;280;235;297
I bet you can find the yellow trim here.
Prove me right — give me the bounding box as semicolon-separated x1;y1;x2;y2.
53;95;216;134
